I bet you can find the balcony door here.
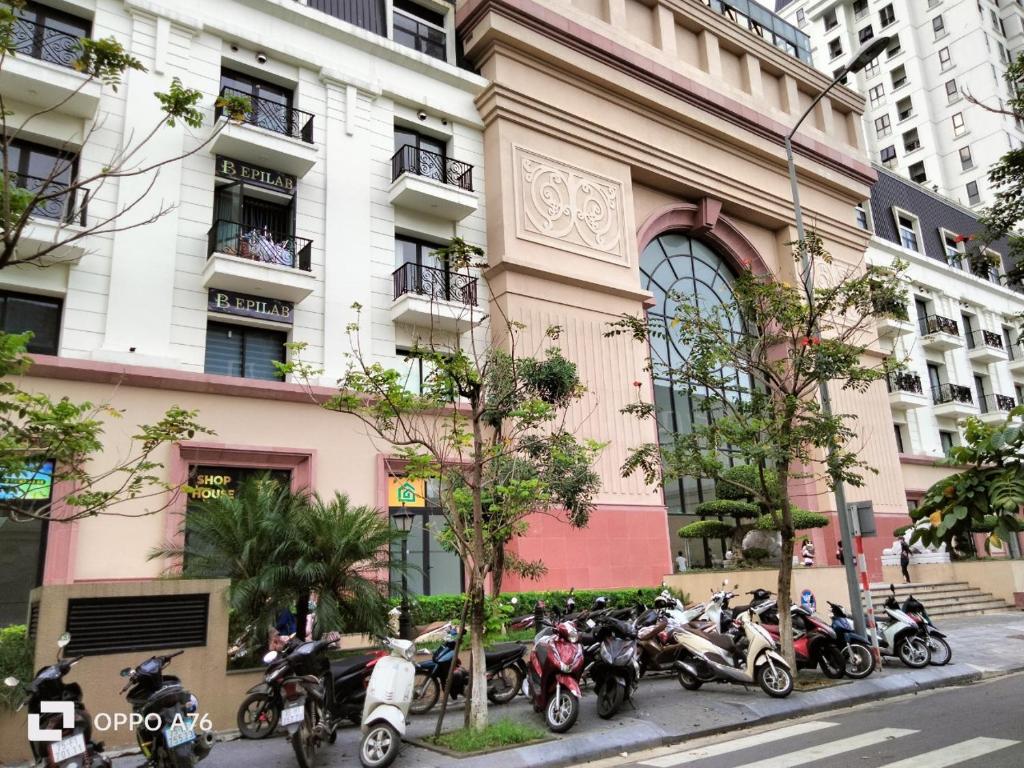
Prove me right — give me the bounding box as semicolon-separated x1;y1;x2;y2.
395;235;449;299
7;139;76;221
394;128;446;183
14;1;90;66
220;69;293;136
927;363;942;395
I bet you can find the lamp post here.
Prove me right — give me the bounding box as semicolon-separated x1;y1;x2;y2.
783;35;892;638
393;507;416;640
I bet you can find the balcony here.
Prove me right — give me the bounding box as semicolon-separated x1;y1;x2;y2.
8;172;89;265
967;329;1008;364
873;298;914;339
388;146;477;221
209;88;318;177
202;220;315;303
391;263;482;332
919;314;962;351
1009;342;1024;374
932;383;978;420
0;17;100;118
887;371;929;411
979;393;1017;424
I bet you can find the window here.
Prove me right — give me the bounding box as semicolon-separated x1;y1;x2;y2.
869;83;885;106
219;70;294;136
952;111;966;137
0;290;61;355
396;347;439;395
896;96;913;121
928;0;940;6
828;37;843;59
886;35;902;58
393;234;470;305
1000;43;1010;64
796;8;806;27
963;312;976;349
823;9;838;31
393;0;447;61
966;180;981;205
909;161;927;183
853;0;868;19
903;127;921;152
933;14;946;39
858;25;875;43
943;231;965;267
974;373;989;411
891;65;907;89
863;57;880;78
1016;383;1024;406
6;139;78;222
833;68;848;85
388;479;463;596
893;423;905;453
393;127;447;183
897;212;919;250
991;9;1002;34
945;78;960;103
875;114;892;137
204;322;286;381
11;1;90;67
959;145;974;170
879;4;895;27
855;202;871;230
938;46;952;70
939;430;955;456
880;144;897;167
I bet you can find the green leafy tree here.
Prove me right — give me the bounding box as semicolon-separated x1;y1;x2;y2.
608;234;904;668
284;238;603;732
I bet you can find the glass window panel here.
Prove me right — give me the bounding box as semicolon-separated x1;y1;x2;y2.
425;514;462;595
204;323;243;377
243;329;286;380
2;293;61;355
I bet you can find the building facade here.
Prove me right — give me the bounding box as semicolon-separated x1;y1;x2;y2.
777;0;1024;209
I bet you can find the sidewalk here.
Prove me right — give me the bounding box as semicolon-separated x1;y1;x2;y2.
111;612;1024;768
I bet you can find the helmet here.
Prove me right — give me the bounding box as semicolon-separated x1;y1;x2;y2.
654;595;669;609
592;596;608;610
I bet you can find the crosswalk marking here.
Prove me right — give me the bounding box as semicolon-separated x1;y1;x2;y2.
638;721;840;767
724;728;917;768
875;737;1020;768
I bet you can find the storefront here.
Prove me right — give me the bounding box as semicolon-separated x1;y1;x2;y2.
0;460;54;625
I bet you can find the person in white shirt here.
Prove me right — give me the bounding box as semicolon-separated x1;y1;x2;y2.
675;551;687;572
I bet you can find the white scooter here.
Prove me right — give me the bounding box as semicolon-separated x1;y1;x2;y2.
873;585;931;668
360;636;415;768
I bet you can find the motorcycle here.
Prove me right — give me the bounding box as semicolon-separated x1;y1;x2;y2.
826;601;875;679
901;593;952;666
360;636;415;768
587;616;640;719
4;633;110;768
756;600;846;679
675;608;794;698
875;584;931;668
525;620;585;733
120;650;215;768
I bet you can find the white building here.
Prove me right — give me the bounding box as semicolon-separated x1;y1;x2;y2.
0;0;487;622
862;165;1024;511
776;0;1024;208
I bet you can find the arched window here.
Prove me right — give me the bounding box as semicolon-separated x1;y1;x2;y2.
640;233;743;567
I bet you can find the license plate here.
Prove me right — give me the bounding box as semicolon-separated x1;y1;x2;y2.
281;704;305;726
49;733;86;763
164;720;195;748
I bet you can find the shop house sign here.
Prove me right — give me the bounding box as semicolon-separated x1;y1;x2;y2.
209;289;294;324
216;156;296;193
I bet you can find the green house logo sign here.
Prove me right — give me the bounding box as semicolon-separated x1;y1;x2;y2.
396;482;417;504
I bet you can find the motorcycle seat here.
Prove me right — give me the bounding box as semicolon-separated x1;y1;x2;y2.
484;643;524;667
330;654;377;681
702;632;736;654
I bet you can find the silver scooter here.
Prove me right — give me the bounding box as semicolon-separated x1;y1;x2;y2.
360;636;415;768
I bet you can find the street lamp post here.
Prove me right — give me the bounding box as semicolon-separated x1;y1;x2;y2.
393;507;416;640
783;35;892;638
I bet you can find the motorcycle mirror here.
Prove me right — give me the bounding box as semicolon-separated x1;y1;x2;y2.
262;651;279;664
722;579;729;586
3;676;18;687
57;632;71;648
119;667;132;677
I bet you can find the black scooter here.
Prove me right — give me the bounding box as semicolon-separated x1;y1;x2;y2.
827;601;876;679
587;616;639;719
901;593;952;666
4;633;110;768
120;650;215;768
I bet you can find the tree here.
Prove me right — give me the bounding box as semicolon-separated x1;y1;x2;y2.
608;234;904;668
151;476;401;642
0;0;250;522
911;413;1024;555
284;238;603;731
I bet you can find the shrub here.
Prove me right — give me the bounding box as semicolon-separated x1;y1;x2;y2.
892;524;912;537
694;499;760;518
741;547;771;564
0;625;33;711
717;464;778;501
678;520;734;540
755;508;829;531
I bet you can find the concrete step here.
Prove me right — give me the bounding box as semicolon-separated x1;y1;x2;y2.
863;580;1016;619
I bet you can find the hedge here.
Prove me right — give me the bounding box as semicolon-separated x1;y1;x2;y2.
393;586;684;626
0;625;33;711
693;499;760;518
755;509;830;531
678;519;734;540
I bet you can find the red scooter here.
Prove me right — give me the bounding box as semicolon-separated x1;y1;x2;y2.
756;601;846;678
525;620;584;733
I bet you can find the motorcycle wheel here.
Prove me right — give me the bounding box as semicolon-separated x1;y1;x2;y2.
756;663;793;698
842;644;874;679
236;692;279;739
897;636;930;668
409;673;440;715
926;636;952;666
677;668;703;691
291;715;319;768
487;667;523;705
359;723;400;768
596;681;624;719
817;646;846;679
545;692;579;733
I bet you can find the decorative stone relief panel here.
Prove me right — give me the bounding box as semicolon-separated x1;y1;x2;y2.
513;145;626;264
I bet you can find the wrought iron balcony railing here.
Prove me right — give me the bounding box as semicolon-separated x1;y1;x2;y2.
216;86;314;144
981;393;1017;414
919;314;959;337
207;220;312;271
391;145;474;192
9;171;87;225
976;329;1004;349
932;383;973;406
887;371;923;395
10;17;84;68
392;262;478;306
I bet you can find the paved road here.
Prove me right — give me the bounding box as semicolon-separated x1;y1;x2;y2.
587;673;1024;768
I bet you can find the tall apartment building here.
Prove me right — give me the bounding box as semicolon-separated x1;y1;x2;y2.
776;0;1024;209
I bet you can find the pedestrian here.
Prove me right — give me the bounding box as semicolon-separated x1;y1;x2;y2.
801;539;815;567
676;550;688;573
836;540;845;566
900;538;912;583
